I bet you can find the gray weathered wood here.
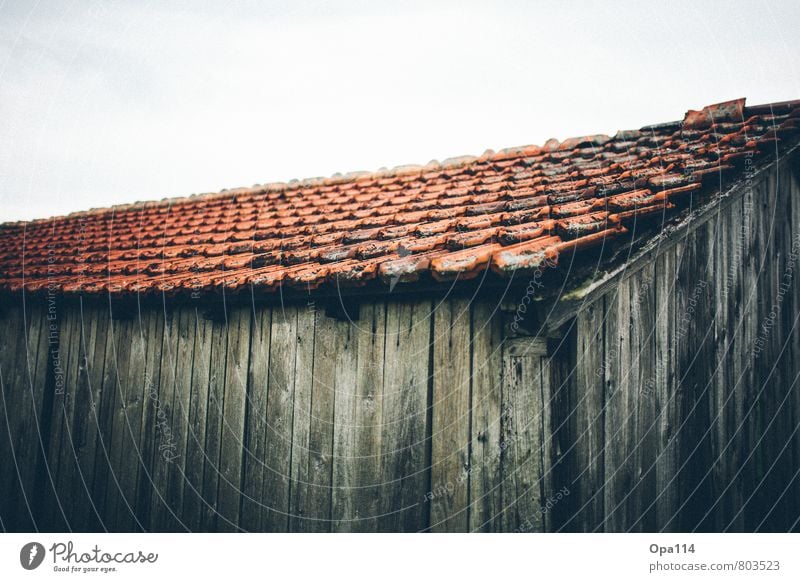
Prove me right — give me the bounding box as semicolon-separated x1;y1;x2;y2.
379;300;431;532
181;310;213;530
501;336;550;532
216;306;251;531
571;298;606;531
261;306;298;531
330;302;384;531
430;297;472;531
468;300;504;532
199;317;229;531
288;304;332;532
240;306;271;531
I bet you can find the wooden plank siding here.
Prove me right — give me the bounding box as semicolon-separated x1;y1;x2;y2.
0;156;799;532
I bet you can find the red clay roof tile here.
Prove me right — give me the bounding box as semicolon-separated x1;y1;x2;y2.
1;97;798;296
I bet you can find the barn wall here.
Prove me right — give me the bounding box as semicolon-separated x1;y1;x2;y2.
0;292;561;532
560;153;800;532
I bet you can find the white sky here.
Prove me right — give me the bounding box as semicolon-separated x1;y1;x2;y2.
1;0;798;223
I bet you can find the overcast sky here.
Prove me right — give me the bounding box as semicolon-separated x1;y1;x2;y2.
1;0;798;222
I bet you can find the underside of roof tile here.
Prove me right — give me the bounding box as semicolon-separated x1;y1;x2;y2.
1;97;799;297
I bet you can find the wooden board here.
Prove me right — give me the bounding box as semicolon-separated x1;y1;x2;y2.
654;247;682;532
180;310;213;530
0;297;27;530
69;302;108;532
130;308;166;531
261;305;299;531
570;298;606;531
429;298;472;531
240;306;271;531
467;300;504;532
378;300;432;532
333;302;386;532
199;316;230;531
289;304;333;532
216;306;251;531
500;336;550;532
630;262;658;532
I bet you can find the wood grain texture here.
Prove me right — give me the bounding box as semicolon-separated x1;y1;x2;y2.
133;308;165;531
69;302;107;532
240;306;271;531
181;311;213;531
261;305;298;531
148;308;180;531
379;300;432;532
0;298;27;530
199;317;229;531
570;299;606;532
216;306;251;531
468;301;504;532
12;298;52;531
430;298;472;532
328;303;385;531
289;306;328;532
501;336;550;532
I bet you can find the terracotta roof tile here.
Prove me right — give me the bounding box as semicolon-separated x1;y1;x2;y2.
1;97;798;296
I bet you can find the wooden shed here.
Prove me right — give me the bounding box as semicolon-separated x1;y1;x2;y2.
1;97;799;532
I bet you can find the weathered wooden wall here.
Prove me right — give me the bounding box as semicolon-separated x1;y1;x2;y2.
1;155;798;533
557;153;800;532
0;293;560;532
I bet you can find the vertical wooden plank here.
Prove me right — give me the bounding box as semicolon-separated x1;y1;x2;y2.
630;263;658;532
181;311;212;531
430;298;471;532
161;307;197;531
654;247;681;532
133;308;165;531
327;310;355;532
736;181;759;532
468;300;504;532
379;300;432;532
68;302;106;532
571;298;606;531
710;206;733;531
216;306;251;531
112;308;151;532
199;316;229;531
240;305;271;531
602;280;633;532
261;306;298;531
289;304;332;532
65;304;95;529
149;307;181;531
0;299;28;530
673;223;715;532
500;337;550;532
104;316;141;532
91;307;123;532
330;303;383;532
50;304;84;531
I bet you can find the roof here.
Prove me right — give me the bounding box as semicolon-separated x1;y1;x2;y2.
1;97;798;297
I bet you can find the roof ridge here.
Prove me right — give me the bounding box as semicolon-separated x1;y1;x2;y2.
2;96;796;230
3;94;799;296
